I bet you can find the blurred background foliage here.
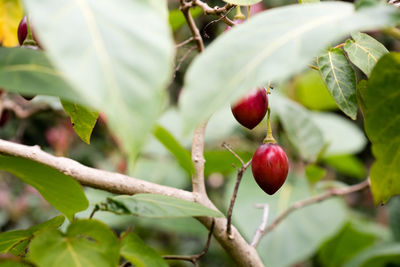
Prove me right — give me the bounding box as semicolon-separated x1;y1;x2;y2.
0;0;400;266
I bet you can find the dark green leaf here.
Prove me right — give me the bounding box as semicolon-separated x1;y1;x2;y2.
272;94;325;162
120;232;168;267
344;32;388;76
180;3;400;131
0;48;81;103
389;196;400;241
323;154;367;179
24;0;174;160
29;220;119;267
0;216;65;255
305;164;326;183
106;194;223;218
317;48;358;119
0;155;88;221
61;101;99;144
153;125;194;176
318;222;376;267
344;243;400;267
359;52;400;204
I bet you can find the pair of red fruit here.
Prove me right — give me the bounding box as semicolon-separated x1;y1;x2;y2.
231;88;289;195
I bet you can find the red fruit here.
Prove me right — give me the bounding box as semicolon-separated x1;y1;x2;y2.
17;16;28;45
231;88;268;129
251;143;289;195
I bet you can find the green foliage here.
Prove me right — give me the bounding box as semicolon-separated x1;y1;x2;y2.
293;70;338;111
272;94;325;162
344;243;400;267
0;48;81;103
323;154;367;179
227;172;347;267
0;155;88;221
305;164;326;183
223;0;262;4
105;194;223;218
317;48;357;119
153;125;194;176
0;216;64;255
23;0;174;160
204;150;252;176
389;196;400;241
61;101;99;144
344;32;389;76
318;222;376;267
28;220;119;267
359;52;400;204
120;232;168;267
180;2;400;132
169;7;202;32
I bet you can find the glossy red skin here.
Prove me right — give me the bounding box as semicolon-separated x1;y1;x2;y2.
251;143;289;195
231;88;268;129
17;16;28;45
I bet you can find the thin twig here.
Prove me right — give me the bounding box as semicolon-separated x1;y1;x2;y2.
251;204;269;247
89;205;99;219
180;0;204;52
333;43;345;49
174;46;196;78
176;37;194;48
251;178;370;247
308;64;319;71
222;143;252;238
163;219;215;266
202;5;236;38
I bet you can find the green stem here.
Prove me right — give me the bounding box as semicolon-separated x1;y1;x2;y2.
263;107;276;144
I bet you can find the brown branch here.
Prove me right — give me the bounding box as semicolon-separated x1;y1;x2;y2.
202;5;236;38
251;178;371;248
163;219;215;266
180;0;204;52
191;123;207;195
222;142;252;237
176;37;195;48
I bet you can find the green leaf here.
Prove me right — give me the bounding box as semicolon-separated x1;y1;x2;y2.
0;48;82;103
359;53;400;204
272;94;325;162
222;0;262;5
120;232;168;267
317;48;358;119
318;222;376;267
293;70;338;111
311;112;367;157
153;125;194;176
344;32;388;76
0;155;88;221
323;154;367;179
180;2;400;131
0;258;33;267
28;220;119;267
0;215;65;255
106;194;223;218
204;150;252;176
226;172;347;267
344;243;400;267
24;0;174;159
61;101;99;144
299;0;320;3
389;196;400;241
169;7;202;32
305;164;326;183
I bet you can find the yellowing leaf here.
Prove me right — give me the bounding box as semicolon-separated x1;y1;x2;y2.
0;0;23;47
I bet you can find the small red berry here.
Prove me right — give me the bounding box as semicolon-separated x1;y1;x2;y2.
17;16;28;45
231;88;268;129
251;143;289;195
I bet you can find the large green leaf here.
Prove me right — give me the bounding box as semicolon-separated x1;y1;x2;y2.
311;112;367;157
272;94;325;162
317;48;358;119
120;232;168;267
0;155;88;221
204;150;252;176
180;2;400;131
105;194;223;218
169;7;202;32
358;53;400;204
318;222;376;267
322;154;367;179
226;171;347;267
153;125;194;176
0;216;65;255
0;48;81;103
61;101;99;144
23;0;174;159
344;243;400;267
344;32;388;76
28;220;119;267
